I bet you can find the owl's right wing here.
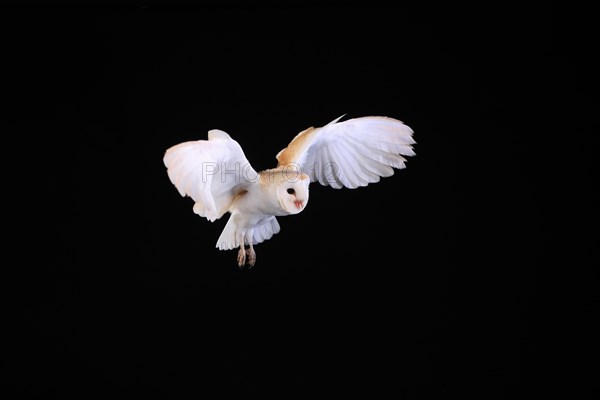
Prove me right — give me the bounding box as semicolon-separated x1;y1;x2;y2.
163;130;258;222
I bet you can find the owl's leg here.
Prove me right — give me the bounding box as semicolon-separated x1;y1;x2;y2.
236;235;246;268
237;246;246;268
246;244;256;268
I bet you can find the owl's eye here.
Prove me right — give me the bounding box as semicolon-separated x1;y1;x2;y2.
287;188;295;195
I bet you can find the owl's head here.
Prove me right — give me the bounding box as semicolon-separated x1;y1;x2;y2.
274;169;310;215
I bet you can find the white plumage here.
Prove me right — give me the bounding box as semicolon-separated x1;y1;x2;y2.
163;115;415;268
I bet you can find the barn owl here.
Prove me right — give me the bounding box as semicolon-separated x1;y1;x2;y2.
163;115;415;268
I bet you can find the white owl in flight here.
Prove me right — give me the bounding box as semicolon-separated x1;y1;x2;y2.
163;115;415;268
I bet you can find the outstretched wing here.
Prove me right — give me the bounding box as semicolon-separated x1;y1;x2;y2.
163;130;258;221
275;115;415;189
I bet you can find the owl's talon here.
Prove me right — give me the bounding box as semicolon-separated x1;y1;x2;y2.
237;247;246;268
246;247;256;268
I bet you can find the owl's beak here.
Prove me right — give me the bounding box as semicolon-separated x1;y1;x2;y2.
294;200;303;210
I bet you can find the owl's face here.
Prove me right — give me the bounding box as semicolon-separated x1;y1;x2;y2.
276;171;310;215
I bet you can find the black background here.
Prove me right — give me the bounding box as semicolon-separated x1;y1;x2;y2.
5;1;565;398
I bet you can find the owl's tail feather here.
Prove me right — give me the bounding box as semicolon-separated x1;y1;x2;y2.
216;215;240;251
216;215;281;251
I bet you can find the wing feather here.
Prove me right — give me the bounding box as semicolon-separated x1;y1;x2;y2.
315;151;329;186
276;116;414;189
355;140;407;169
335;140;372;186
164;129;258;222
323;145;344;189
328;143;359;188
348;147;394;179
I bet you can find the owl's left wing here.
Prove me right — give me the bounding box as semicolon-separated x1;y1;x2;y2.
275;115;415;189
